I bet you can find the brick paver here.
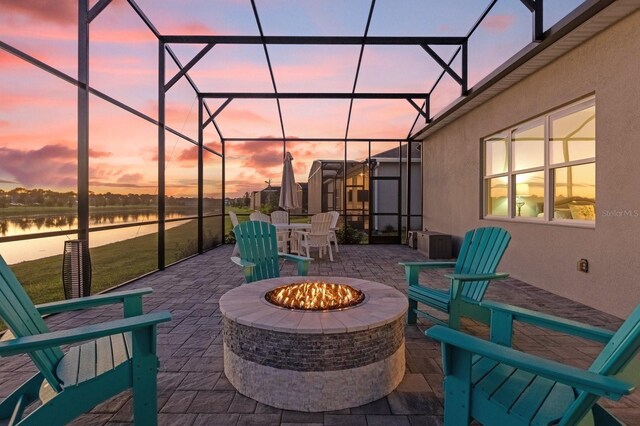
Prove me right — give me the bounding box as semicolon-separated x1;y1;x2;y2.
1;244;638;425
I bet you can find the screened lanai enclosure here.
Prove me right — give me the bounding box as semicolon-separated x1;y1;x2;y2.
0;0;598;299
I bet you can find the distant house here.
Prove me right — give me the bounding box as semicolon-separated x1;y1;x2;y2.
249;184;308;213
307;144;421;234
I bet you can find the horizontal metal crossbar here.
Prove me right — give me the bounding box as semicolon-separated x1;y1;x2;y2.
200;92;429;99
224;137;415;142
162;35;466;45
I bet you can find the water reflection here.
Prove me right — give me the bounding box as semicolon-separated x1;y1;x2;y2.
0;209;202;237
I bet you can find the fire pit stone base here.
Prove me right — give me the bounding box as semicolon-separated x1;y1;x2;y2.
220;276;408;412
224;342;405;412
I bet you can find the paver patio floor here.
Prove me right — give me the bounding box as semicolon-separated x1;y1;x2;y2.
1;244;638;425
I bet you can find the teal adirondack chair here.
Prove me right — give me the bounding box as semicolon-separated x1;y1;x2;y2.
400;227;511;329
232;221;312;283
0;255;171;425
427;301;640;425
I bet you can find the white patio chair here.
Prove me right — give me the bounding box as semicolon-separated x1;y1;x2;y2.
270;210;288;224
327;211;340;253
270;210;290;252
249;211;271;223
229;211;240;256
296;212;333;261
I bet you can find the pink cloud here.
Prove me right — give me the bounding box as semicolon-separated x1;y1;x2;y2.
227;139;284;172
89;180;156;189
174;142;221;163
89;165;125;180
89;149;111;158
0;1;76;26
172;22;214;34
481;15;516;32
116;173;144;184
0;52;28;69
0;143;76;189
0;92;76;111
176;145;198;162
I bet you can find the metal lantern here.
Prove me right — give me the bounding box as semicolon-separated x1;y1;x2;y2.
62;239;92;299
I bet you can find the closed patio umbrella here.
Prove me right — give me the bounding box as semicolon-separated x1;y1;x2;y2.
279;151;300;210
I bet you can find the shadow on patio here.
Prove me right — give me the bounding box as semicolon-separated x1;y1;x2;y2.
1;244;638;426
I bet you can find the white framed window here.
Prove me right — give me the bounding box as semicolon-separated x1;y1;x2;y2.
483;97;595;224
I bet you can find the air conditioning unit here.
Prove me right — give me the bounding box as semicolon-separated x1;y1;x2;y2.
407;231;418;249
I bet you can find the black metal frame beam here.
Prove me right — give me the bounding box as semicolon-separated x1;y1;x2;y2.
197;99;204;253
126;0;225;143
78;1;90;242
420;44;463;85
406;97;429;121
411;0;614;141
158;40;166;269
127;0;160;37
0;41;202;149
161;35;466;45
202;98;232;129
199;92;429;99
164;45;225;144
224;138;413;142
250;0;287;145
164;43;215;92
533;0;544;41
88;0;112;23
343;0;376;235
406;0;498;134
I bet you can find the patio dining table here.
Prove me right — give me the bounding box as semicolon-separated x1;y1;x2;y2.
272;223;311;231
273;223;311;254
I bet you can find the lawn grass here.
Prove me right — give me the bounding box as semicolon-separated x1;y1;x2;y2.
9;219;201;306
6;207;300;310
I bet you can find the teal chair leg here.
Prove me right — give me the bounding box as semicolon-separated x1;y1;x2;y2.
442;345;472;426
408;297;418;324
448;300;461;330
297;260;309;277
133;361;158;426
0;373;42;418
132;328;159;426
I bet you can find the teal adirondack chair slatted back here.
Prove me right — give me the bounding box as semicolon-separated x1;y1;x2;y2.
453;227;511;301
558;304;640;424
234;221;281;282
0;255;64;391
589;304;640;382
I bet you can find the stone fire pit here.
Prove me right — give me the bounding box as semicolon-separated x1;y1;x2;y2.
219;276;407;412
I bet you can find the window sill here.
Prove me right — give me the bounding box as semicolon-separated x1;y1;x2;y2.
482;216;595;229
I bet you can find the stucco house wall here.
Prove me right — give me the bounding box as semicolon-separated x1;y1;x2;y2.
421;10;640;318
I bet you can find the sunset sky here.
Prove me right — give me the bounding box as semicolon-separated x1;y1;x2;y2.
0;0;585;197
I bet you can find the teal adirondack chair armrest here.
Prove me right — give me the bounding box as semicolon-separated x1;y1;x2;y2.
36;287;154;317
0;311;171;357
426;325;633;400
278;253;312;277
399;261;457;286
444;272;509;299
481;300;615;346
231;256;257;282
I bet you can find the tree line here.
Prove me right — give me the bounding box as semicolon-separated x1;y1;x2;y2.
0;188;212;208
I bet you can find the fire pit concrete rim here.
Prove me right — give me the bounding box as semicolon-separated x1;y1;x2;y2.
219;276;408;334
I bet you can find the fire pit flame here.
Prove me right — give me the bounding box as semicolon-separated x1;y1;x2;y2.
265;281;365;311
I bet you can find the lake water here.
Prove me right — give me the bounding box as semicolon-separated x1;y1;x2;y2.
0;211;194;264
